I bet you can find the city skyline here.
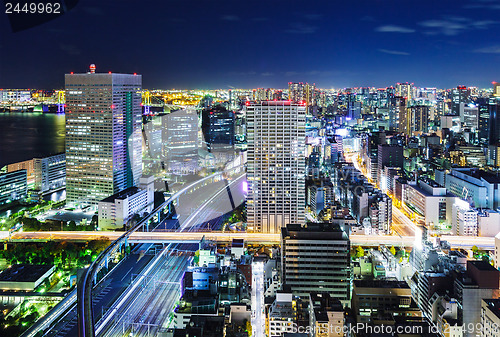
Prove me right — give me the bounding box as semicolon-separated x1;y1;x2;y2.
2;0;500;89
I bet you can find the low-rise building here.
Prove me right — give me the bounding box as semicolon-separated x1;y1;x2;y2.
452;200;478;236
98;176;154;230
0;264;55;291
403;179;456;232
352;279;421;323
478;210;500;237
0;169;27;205
309;292;344;337
445;168;500;210
173;290;220;329
481;299;500;337
6;153;66;193
267;292;296;337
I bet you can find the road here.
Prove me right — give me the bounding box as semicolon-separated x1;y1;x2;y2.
41;250;154;337
34;172;246;337
175;174;246;230
93;174;246;336
98;250;190;337
7;231;496;249
251;261;265;337
344;152;420;239
392;206;417;237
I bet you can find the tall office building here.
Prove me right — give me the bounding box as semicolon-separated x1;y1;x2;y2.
410;105;430;133
451;86;470;116
163;109;199;174
281;223;351;305
288;82;305;102
489;96;500;146
396;97;410;136
396;82;414;102
65;67;142;206
246;101;306;233
377;144;404;185
460;103;479;130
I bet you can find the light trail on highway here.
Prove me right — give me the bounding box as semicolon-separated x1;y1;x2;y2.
95;173;246;336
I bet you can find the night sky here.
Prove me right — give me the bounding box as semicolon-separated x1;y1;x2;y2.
1;0;500;89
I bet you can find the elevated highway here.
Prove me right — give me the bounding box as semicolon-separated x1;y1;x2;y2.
8;231;495;249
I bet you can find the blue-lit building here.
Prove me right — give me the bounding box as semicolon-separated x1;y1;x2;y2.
0;170;27;205
201;106;235;151
489;96;500;146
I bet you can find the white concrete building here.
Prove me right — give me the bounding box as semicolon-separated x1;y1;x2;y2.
478;210;500;237
403;179;455;230
98;176;154;230
445;168;500;210
267;292;296;337
481;299;500;337
452;199;478;236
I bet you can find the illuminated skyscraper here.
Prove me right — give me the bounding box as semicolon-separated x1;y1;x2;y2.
288;82;304;102
396;82;414;102
395;96;410;136
163;109;199;174
451;85;470;116
65;67;142;206
246;101;306;233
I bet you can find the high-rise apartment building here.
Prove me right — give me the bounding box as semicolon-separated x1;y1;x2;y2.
396;82;414;102
410;105;430;133
288;82;305;102
246;101;306;233
396;97;410;136
65;67;142;206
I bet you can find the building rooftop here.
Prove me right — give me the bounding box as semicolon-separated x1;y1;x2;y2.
282;223;348;241
452;168;500;184
483;299;500;320
100;186;140;203
232;239;244;248
0;264;53;283
353;279;410;289
468;260;497;271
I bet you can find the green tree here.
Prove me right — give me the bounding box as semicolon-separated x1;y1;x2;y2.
87;239;111;254
389;246;396;256
245;320;252;336
67;221;77;231
356;246;365;258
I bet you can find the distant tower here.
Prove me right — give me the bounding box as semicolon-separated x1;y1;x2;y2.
89;64;96;74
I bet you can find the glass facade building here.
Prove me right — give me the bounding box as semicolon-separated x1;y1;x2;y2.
65;72;142;206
